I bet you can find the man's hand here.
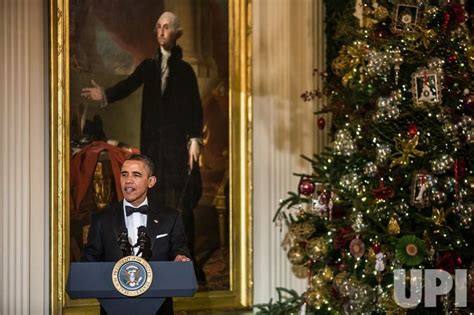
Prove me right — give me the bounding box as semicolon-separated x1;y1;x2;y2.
81;80;104;101
174;255;191;262
188;140;201;170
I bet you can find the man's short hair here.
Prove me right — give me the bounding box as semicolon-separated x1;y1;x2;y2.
154;11;183;39
125;154;155;176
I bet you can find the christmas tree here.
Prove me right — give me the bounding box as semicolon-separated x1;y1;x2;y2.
256;1;474;314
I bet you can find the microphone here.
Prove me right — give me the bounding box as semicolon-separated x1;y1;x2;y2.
117;229;132;257
134;226;152;261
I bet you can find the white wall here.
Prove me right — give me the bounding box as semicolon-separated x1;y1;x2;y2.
0;0;49;314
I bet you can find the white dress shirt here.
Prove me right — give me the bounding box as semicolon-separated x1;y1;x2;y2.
123;198;148;256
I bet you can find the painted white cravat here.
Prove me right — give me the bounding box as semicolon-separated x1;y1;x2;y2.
160;46;171;94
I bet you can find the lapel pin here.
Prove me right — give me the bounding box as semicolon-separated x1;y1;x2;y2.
154;219;159;224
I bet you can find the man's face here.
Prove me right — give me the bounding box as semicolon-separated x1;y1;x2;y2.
156;15;177;50
120;160;156;206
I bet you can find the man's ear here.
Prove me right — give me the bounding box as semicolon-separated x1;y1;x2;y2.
148;176;157;188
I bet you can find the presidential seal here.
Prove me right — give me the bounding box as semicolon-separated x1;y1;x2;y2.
112;256;153;297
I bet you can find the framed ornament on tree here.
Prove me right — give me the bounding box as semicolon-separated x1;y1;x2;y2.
391;1;422;33
411;67;444;107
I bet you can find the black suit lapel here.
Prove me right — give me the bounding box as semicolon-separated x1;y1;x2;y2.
112;201;126;238
146;201;164;249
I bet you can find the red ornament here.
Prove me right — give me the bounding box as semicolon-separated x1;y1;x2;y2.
454;159;466;178
299;178;315;196
447;54;457;63
317;117;326;130
407;123;418;138
448;3;466;26
464;94;474;108
372;180;395;199
373;25;389;39
436;251;463;274
372;242;382;254
333;226;355;250
442;12;450;30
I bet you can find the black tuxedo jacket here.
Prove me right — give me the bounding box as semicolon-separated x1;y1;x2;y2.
81;200;190;262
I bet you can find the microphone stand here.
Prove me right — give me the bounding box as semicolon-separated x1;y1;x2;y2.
134;226;152;261
117;230;133;257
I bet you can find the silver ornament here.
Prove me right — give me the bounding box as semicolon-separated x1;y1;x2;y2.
430;155;454;174
363;161;378;177
427;57;445;70
351;211;367;233
430;190;447;205
333;129;357;156
340;173;360;192
376;144;391;165
442;177;456;193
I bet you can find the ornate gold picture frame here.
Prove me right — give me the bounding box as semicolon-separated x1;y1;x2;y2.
50;0;252;313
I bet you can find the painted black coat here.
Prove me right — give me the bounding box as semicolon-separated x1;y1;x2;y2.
105;46;203;201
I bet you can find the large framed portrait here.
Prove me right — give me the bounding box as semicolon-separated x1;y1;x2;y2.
50;0;252;313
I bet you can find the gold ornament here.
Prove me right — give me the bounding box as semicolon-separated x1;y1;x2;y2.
333;271;349;291
342;72;355;88
367;247;376;260
373;5;389;21
321;265;334;282
305;287;328;308
467;176;474;191
331;42;369;87
311;273;326;288
388;216;401;235
289;221;315;240
405;32;418;43
465;45;474;70
380;289;408;315
332;55;349;77
291;265;309;278
432;207;446;226
423;6;439;19
401;24;436;49
362;2;388;28
390;134;425;168
363;17;377;29
425;29;437;42
306;237;328;261
287;245;306;265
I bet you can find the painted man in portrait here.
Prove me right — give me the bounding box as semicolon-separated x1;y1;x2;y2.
81;11;205;281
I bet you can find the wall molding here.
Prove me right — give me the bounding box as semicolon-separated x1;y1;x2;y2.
252;0;326;304
0;0;48;313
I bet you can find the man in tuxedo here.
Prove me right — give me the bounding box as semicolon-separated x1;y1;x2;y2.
81;11;204;281
82;154;190;315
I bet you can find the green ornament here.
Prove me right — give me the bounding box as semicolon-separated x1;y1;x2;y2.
396;235;426;267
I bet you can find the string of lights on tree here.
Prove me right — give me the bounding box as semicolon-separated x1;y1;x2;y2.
256;0;474;314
